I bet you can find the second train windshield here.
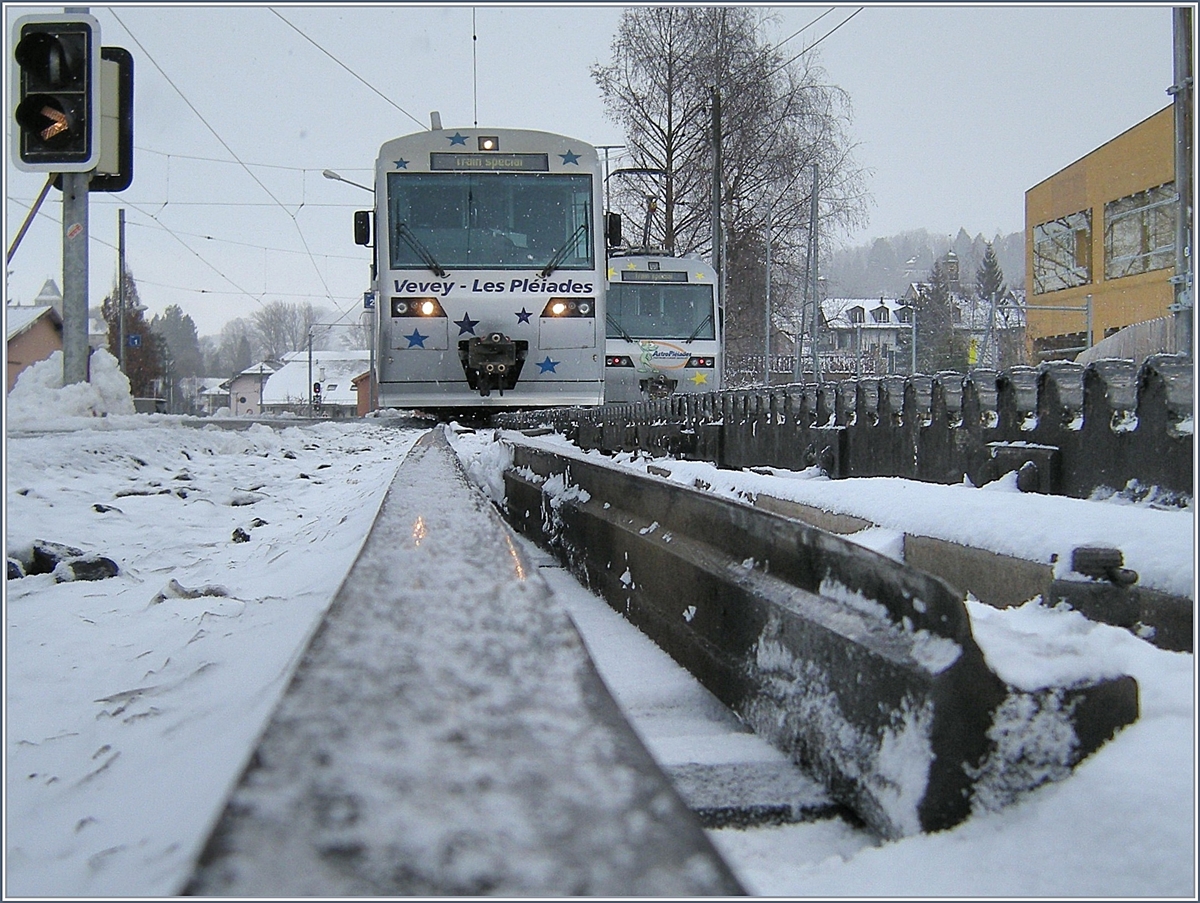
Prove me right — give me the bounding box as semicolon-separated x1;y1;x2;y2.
606;282;715;341
386;172;593;271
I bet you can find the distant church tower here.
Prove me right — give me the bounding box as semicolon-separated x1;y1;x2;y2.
942;250;961;295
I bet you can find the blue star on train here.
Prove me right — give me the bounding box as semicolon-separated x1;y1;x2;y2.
559;150;580;165
393;158;409;169
537;356;560;373
448;132;468;146
404;329;428;348
515;308;533;324
454;313;479;336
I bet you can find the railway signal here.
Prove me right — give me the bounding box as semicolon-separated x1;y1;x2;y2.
11;13;101;172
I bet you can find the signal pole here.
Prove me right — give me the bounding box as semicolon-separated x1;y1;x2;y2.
60;172;90;385
13;9;132;385
59;7;90;384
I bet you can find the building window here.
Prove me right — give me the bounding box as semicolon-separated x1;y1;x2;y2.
871;306;890;323
848;306;865;324
1033;210;1092;294
1105;183;1176;280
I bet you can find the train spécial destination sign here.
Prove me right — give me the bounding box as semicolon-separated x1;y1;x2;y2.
429;152;550;172
620;270;689;282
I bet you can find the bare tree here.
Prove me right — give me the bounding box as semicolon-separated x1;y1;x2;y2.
210;317;262;375
593;7;869;363
251;300;328;360
592;7;714;254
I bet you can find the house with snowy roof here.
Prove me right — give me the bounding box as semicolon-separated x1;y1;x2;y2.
181;377;231;416
227;360;283;417
7;280;65;392
818;297;913;376
261;350;370;418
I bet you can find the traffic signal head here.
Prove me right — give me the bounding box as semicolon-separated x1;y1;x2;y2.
11;14;100;172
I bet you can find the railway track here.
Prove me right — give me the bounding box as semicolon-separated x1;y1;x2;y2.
183;420;1158;892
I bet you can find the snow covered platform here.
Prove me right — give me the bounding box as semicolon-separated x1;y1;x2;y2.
184;429;743;896
666;761;844;828
499;434;1142;840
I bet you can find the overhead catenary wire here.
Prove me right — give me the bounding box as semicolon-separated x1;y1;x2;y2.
269;8;426;131
134;276;362;304
109;9;349;319
4;195;265;309
770;7;837;54
117;200;273;309
6;191;359;314
767;8;864;81
136;146;371;175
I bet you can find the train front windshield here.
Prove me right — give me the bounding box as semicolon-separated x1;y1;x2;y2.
606;282;715;341
387;172;594;271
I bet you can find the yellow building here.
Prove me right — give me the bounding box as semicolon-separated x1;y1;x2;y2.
1025;106;1176;360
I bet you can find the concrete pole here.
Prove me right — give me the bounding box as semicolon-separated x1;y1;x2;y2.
60;4;92;385
61;171;90;385
118;208;126;372
911;309;918;374
764;202;771;385
1171;6;1194;357
710;86;722;278
808;164;821;383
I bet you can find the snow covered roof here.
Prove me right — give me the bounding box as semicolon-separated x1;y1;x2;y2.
263;351;370;406
193;377;230;396
234;360;283;379
821;298;910;329
6;305;62;342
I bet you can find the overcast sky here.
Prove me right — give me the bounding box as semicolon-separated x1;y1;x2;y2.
4;3;1177;337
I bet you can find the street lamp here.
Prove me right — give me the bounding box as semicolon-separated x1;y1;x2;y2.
322;169;373;193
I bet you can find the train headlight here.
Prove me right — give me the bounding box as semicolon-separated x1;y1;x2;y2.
605;355;634;368
391;297;446;318
686;356;715;368
478;135;499;151
540;297;595;318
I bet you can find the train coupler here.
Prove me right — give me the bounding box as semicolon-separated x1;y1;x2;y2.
459;334;528;396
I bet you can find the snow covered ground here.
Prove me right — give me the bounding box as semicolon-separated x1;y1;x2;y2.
4;350;1197;897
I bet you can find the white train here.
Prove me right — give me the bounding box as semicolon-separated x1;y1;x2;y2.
604;253;723;402
358;126;609;412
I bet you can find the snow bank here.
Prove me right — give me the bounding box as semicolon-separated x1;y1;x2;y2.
7;350;136;428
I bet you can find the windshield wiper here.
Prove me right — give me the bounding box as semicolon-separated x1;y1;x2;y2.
539;222;588;278
685;312;714;343
606;314;636;343
397;222;447;277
